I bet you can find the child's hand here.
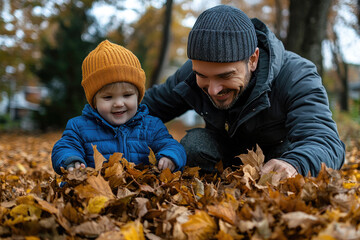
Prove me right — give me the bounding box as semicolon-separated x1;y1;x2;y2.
158;157;175;171
67;161;86;172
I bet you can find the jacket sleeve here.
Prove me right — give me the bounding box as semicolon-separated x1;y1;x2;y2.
148;117;187;171
277;53;345;176
51;119;87;174
142;60;193;122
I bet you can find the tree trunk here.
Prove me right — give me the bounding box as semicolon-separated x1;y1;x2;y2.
286;0;332;77
148;0;173;88
274;0;284;41
331;31;349;111
358;0;360;32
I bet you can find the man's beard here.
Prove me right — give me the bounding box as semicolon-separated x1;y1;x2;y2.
208;70;252;110
208;89;240;110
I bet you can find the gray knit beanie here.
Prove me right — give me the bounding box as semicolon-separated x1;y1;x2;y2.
187;5;257;62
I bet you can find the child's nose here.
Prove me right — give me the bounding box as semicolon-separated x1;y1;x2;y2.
113;98;124;107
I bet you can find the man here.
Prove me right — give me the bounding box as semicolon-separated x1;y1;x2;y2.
142;5;345;179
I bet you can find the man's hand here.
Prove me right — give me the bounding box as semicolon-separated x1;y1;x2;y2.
158;157;176;172
67;161;86;172
260;159;297;182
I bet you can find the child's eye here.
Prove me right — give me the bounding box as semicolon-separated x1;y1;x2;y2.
103;96;112;100
124;93;134;97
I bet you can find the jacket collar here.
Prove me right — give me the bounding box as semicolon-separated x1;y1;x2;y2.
82;103;148;131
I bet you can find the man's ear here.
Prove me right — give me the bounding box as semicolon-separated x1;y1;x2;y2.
249;47;259;72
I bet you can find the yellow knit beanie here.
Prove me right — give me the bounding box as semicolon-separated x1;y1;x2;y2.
81;40;146;108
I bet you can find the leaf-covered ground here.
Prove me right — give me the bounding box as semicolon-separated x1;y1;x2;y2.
1;120;360;240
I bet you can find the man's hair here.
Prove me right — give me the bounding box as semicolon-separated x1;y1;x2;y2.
187;5;257;63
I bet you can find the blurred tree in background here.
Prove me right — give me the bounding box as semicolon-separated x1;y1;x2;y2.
1;0;360;130
0;0;46;101
34;0;103;130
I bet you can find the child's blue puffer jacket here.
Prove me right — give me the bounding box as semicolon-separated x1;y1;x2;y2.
52;104;186;174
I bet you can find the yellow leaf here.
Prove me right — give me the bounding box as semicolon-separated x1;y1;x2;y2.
16;163;27;174
87;196;109;214
182;210;217;240
25;237;40;240
215;230;234;240
148;147;156;165
10;204;41;218
6;204;42;225
16;195;35;205
312;234;337;240
92;144;106;171
120;220;145;240
343;182;357;189
6;175;19;181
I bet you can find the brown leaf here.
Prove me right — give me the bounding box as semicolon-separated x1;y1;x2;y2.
103;152;124;169
193;177;204;199
165;204;190;223
92;145;106;171
242;164;258;189
148;147;157;165
207;201;237;225
135;198;149;218
215;230;233;240
33;196;59;215
73;216;116;238
74;184;99;199
97;231;123;240
159;168;181;183
236;144;264;170
257;171;282;187
139;184;155;193
218;220;243;239
86;175;115;199
62;202;82;224
104;162;124;178
182;166;200;178
104;162;126;188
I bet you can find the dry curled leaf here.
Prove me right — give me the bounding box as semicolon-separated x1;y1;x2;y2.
182;210;217;240
1;130;360;239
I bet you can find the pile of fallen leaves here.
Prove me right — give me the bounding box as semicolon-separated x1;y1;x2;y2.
1;131;360;239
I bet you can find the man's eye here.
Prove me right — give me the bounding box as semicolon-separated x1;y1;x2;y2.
196;74;206;79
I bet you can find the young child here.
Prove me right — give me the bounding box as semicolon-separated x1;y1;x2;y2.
51;40;186;174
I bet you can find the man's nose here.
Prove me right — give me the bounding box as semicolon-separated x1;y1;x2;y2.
207;80;223;96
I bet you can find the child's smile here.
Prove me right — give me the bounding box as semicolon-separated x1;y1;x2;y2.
94;82;138;126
